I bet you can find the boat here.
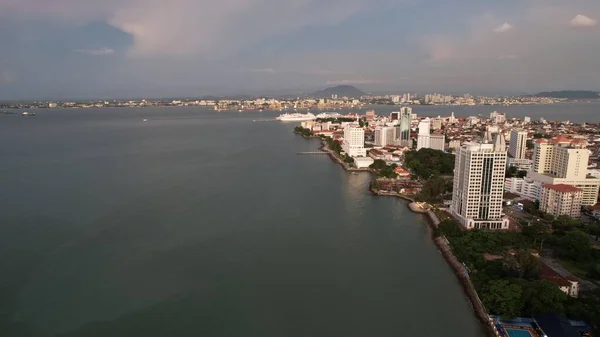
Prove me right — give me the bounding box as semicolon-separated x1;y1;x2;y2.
276;112;317;121
22;112;36;116
316;112;342;119
143;119;147;122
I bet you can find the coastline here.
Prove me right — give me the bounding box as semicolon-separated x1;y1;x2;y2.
298;132;496;337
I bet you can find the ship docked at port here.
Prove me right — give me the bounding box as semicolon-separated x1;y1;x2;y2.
276;112;317;121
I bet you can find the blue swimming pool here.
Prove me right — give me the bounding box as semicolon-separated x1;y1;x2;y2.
506;329;533;337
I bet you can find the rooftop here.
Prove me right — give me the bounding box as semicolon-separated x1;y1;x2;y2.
543;184;582;193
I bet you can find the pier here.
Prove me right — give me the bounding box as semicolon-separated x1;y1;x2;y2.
297;152;328;155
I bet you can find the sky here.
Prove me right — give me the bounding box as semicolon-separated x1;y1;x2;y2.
0;0;599;99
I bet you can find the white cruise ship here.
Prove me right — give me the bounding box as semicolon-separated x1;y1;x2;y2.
276;112;317;121
316;112;342;118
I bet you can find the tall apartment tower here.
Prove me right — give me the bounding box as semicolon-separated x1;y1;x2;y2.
528;137;600;205
374;126;396;147
417;118;431;150
508;129;527;159
398;106;412;147
450;134;510;230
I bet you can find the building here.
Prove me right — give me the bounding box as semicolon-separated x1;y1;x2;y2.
389;111;400;122
397;106;412;147
374;126;397;147
538;263;579;297
540;184;583;219
354;157;374;168
416;118;431;150
508;129;527;159
429;134;445;151
365;110;376;121
449;140;461;151
431;117;442;130
507;158;533;171
450;135;510;230
342;124;366;157
528;137;600;206
505;177;525;194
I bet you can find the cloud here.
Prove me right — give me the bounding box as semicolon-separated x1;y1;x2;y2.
493;22;513;33
74;48;115;55
497;54;519;60
570;14;597;28
0;0;388;57
325;79;384;85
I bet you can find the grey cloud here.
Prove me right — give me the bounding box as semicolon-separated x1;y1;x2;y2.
0;0;388;57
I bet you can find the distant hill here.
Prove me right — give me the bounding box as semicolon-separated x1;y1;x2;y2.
312;85;365;98
533;90;600;99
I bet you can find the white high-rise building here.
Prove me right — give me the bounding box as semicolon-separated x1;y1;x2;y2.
342;124;366;157
450;134;510;230
527;137;600;205
417;118;431;150
509;129;527;159
374;126;396;147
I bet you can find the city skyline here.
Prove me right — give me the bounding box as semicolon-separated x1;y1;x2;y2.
0;0;599;99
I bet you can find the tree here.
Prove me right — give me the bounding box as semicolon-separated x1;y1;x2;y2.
369;159;387;170
522;222;550;252
587;224;600;241
506;166;518;178
344;155;354;164
506;250;539;279
482;279;523;319
435;219;462;237
417;176;448;203
526;140;534;150
522;280;568;315
517;170;527;178
559;230;592;261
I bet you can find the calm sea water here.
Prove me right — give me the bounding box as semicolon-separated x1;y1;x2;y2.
0;107;489;337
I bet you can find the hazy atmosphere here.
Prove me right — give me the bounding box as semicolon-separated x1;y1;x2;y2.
0;0;599;99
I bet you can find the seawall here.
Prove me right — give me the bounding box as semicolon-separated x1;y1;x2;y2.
423;211;496;337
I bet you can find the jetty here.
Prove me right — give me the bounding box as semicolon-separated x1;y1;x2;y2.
297;152;328;155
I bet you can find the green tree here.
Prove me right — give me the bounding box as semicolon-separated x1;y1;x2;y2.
417;176;448;203
435;219;462;237
482;279;523;319
506;166;518;178
506;250;539;279
369;159;387;170
522;222;550;252
587;224;600;241
517;170;527;178
522;280;568;315
559;230;592;261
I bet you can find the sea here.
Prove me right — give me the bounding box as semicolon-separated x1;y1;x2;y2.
1;102;596;336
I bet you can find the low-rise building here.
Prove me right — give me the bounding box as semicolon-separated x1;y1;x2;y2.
539;262;579;297
354;157;374;168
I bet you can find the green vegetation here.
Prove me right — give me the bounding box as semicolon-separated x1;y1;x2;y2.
404;148;455;180
506;166;528;178
369;159;398;178
343;154;354;164
293;126;312;137
415;176;452;203
436;219;600;332
324;136;342;154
